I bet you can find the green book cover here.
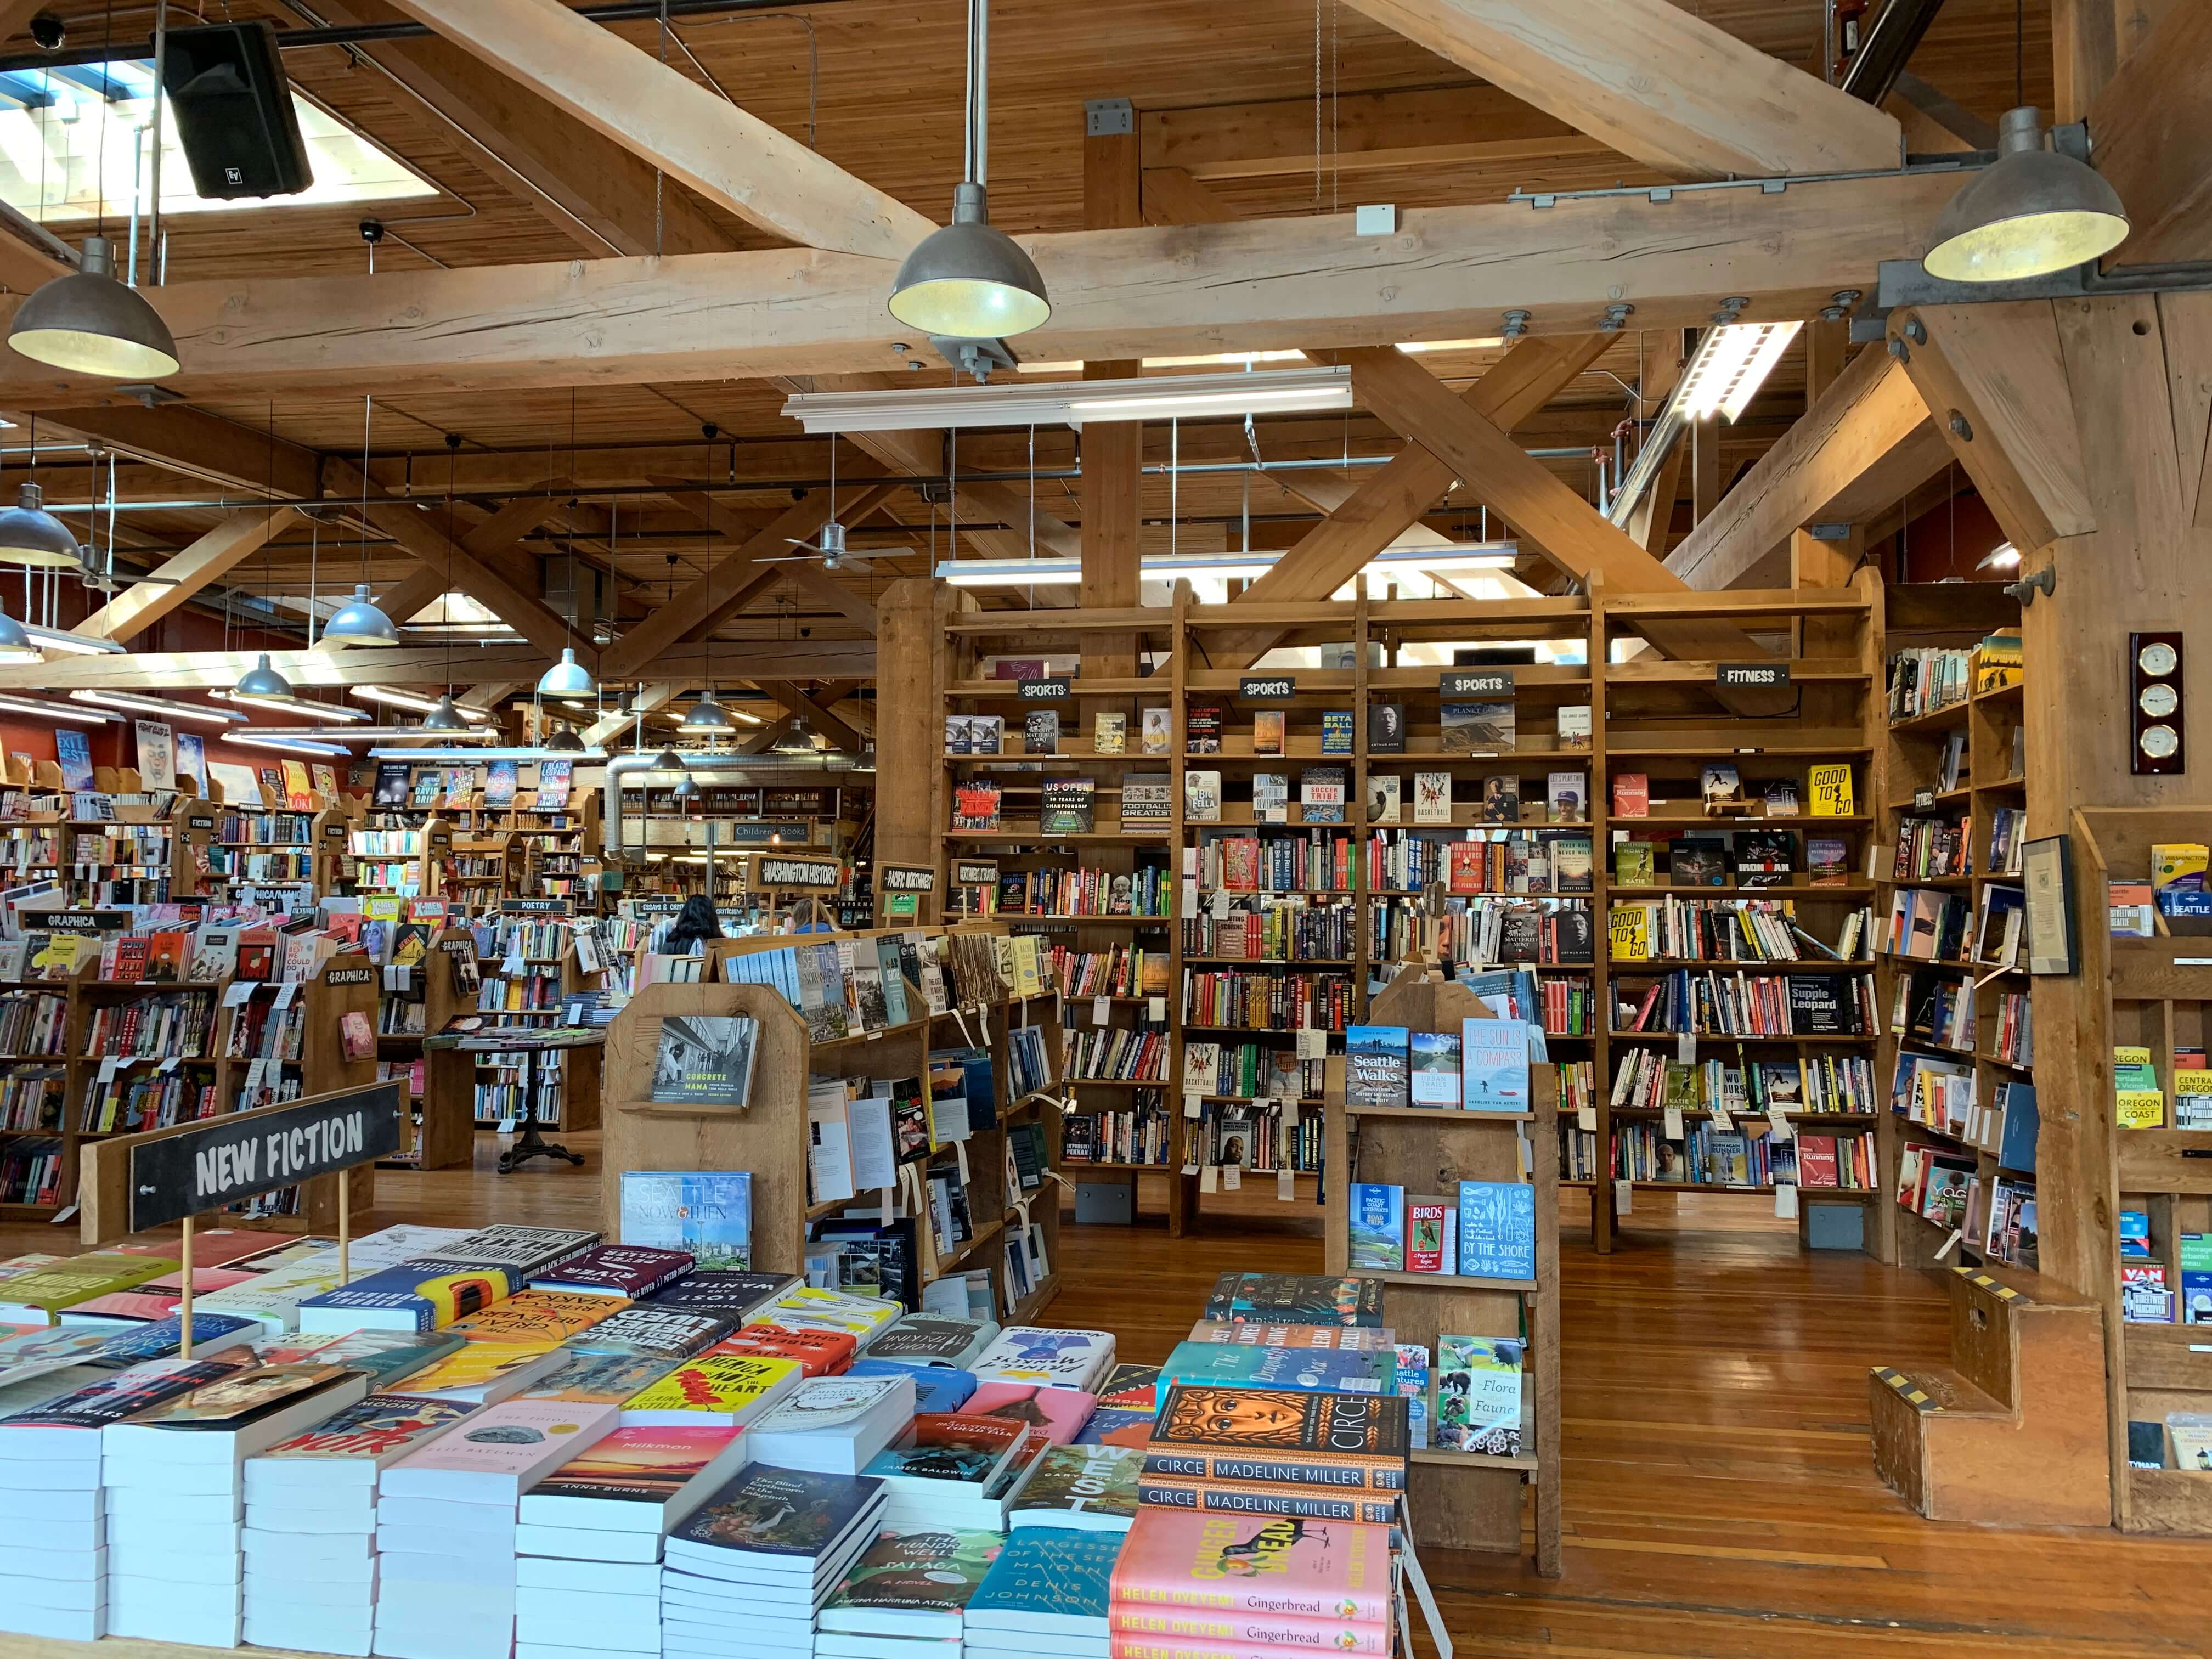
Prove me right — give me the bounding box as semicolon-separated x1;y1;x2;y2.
1613;841;1656;885
822;1526;1002;1627
1009;1442;1141;1523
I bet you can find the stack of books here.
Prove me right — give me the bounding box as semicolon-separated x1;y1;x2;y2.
659;1465;889;1659
241;1383;483;1655
513;1424;752;1659
861;1412;1034;1530
816;1525;1000;1657
1109;1509;1396;1655
858;1311;1000;1369
102;1358;371;1645
373;1397;621;1659
738;1373;917;1475
964;1528;1119;1659
968;1325;1117;1390
1139;1383;1410;1524
1007;1441;1143;1532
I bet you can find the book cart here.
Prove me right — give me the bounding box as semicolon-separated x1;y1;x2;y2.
600;923;1065;1323
2070;806;2212;1534
0;951;378;1228
1323;964;1562;1572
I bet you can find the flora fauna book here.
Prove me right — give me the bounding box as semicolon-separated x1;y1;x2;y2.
648;1016;760;1109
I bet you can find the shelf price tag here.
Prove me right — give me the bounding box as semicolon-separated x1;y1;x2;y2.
1183;1089;1204;1119
1295;1028;1325;1061
1201;1164;1220;1193
1662;1105;1684;1140
1091;996;1110;1028
1677;1032;1696;1065
1613;1178;1634;1215
1774;1182;1799;1220
1222;1164;1242;1191
1277;1168;1296;1201
1710;1103;1734;1131
1181;1160;1200;1177
497;1117;519;1135
1210;890;1232;920
1767;1107;1793;1141
1148;996;1167;1023
1577;1104;1597;1133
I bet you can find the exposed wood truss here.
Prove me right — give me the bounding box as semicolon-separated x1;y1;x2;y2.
1141;85;1610;180
1340;0;1901;179
0;644;870;692
77;509;303;645
2085;2;2212;269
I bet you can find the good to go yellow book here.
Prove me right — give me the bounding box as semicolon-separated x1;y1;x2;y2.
1807;764;1854;817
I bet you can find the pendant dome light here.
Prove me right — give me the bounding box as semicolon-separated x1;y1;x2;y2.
235;653;294;699
538;647;595;697
652;745;686;773
681;690;736;735
772;714;820;755
0;606;36;663
0;481;82;567
421;693;472;732
1923;106;2129;283
8;236;180;381
670;774;701;802
544;726;585;754
323;581;400;645
887;0;1049;340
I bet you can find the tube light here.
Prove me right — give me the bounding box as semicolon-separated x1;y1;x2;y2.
351;685;496;722
69;690;246;726
367;745;612;761
241;725;501;743
1678;321;1802;423
935;541;1519;587
23;624;124;656
0;693;119;724
231;733;352;757
782;368;1353;435
216;691;373;721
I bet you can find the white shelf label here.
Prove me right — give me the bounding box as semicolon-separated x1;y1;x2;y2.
1296;1028;1325;1061
1614;1178;1634;1215
1663;1106;1684;1140
1774;1182;1799;1220
1092;996;1110;1027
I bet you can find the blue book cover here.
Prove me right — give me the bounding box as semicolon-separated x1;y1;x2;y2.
1073;1406;1155;1447
1457;968;1539;1023
1456;1182;1536;1281
1996;1081;2039;1174
296;1259;523;1333
967;1528;1118;1625
847;1357;977;1414
619;1171;753;1271
91;1312;257;1365
1347;1182;1406;1271
1155;1341;1394;1407
1345;1027;1409;1111
1460;1017;1530;1111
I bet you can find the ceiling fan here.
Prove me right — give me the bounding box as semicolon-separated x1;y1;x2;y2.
76;536;183;594
754;432;912;571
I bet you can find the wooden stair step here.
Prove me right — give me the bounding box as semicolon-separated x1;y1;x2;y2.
1871;1363;2008;1419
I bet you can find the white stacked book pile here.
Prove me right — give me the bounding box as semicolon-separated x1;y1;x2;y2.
510;1423;751;1659
374;1398;620;1659
963;1529;1119;1659
740;1372;917;1475
242;1391;484;1656
968;1327;1117;1391
658;1465;889;1659
102;1360;370;1646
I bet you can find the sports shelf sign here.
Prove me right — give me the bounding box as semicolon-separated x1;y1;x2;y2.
1441;669;1514;697
124;1082;403;1232
1238;675;1297;702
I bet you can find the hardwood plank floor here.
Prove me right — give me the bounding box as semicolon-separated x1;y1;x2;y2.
7;1144;2209;1659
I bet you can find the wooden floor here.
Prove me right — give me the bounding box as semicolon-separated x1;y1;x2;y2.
7;1144;2210;1659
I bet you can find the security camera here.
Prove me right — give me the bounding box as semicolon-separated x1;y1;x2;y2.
29;15;64;51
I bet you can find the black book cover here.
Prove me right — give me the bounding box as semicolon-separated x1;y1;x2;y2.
1786;974;1854;1035
1367;703;1406;754
1669;838;1728;888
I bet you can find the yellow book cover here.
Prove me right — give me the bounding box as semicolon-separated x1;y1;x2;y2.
1607;906;1651;962
363;896;404;923
280;759;314;810
1012;935;1047;1000
404;1340;558;1393
2117;1091;2167;1130
1807;764;1855;817
617;1353;802;1424
2151;843;2209;891
0;1251;171;1316
33;933;83;979
2176;1070;2212;1098
757;1288;898;1331
448;1289;629;1346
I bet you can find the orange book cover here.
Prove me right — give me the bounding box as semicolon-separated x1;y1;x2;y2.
704;1323;855;1376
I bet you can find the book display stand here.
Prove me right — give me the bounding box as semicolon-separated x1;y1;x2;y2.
600;925;1065;1321
1876;590;2032;1268
1323;963;1561;1571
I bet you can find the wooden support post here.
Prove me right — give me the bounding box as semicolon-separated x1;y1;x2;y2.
1806;319;1849;411
1082;102;1143;681
875;579;954;871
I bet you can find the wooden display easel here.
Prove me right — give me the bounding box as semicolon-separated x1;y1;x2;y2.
1324;962;1563;1574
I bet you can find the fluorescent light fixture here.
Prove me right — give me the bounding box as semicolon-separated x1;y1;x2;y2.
1678;322;1802;423
935;541;1518;587
242;725;500;743
351;685;495;722
782;368;1352;435
23;624;123;656
0;693;118;723
232;733;351;757
216;690;373;720
1977;541;2022;572
369;745;612;761
70;690;245;725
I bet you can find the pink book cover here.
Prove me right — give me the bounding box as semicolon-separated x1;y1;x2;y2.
116;1231;286;1269
386;1399;619;1482
1109;1607;1392;1655
141;1268;257;1295
529;1425;739;1504
958;1382;1098;1446
1108;1510;1392;1625
65;1290;182;1320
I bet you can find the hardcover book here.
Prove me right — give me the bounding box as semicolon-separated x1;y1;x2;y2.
1556;705;1592;749
1184;706;1223;755
617;1352;803;1426
1108;1508;1392;1624
251;1392;480;1478
1039;778;1096;836
1319;712;1355;755
864;1314;998;1369
1122;772;1173;827
648;1017;760;1108
1413;772;1452;825
1365;773;1401;826
1408;1031;1460;1106
1612;773;1650;817
1183;770;1222;825
295;1258;524;1334
1200;1273;1386;1328
1096;1362;1163;1409
1183;1323;1392;1352
1347;1183;1406;1271
565;1306;734;1360
1252;710;1285;757
1024;709;1060;757
446;1289;625;1347
1093;713;1127;755
444;1226;600;1277
953;780;1003;831
641;1268;795;1318
1141;708;1173;755
968;1526;1120;1632
1455;1181;1538;1281
1155;1342;1393;1403
669;1462;887;1563
517;1350;682;1404
970;1327;1116;1391
1433;1334;1525;1457
1808;763;1855;816
1367;703;1406;754
1008;1442;1143;1531
1440;701;1514;754
620;1171;753;1271
1344;1025;1410;1110
528;1244;696;1299
519;1423;749;1531
958;1382;1096;1444
1460;1017;1530;1111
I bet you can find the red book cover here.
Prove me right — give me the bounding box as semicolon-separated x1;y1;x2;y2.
1797;1135;1839;1188
1447;842;1483;895
143;933;189;983
1612;774;1650;817
236;936;276;981
704;1323;855;1376
1404;1198;1447;1273
1632;986;1661;1031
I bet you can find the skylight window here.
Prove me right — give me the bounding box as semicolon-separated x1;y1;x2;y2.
0;58;436;224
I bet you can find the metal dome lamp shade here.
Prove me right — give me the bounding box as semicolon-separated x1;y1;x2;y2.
0;481;82;567
0;606;38;664
321;582;400;645
670;774;701;802
537;647;595;697
772;715;819;755
421;693;472;732
545;726;585;753
1923;108;2130;283
235;654;294;699
887;0;1048;340
652;746;686;774
681;691;735;735
8;236;181;380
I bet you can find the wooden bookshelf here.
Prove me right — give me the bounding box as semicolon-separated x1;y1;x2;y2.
201;803;346;910
1323;965;1561;1572
600;925;1064;1321
348;816;455;907
1875;591;2028;1268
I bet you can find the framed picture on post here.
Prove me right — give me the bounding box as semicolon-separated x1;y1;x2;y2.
2022;833;2079;977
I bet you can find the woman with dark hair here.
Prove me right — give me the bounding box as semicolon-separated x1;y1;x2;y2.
660;894;725;955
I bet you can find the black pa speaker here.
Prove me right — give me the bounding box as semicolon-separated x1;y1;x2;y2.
160;22;313;201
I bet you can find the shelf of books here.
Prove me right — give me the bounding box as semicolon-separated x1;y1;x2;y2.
0;923;378;1228
603;924;1064;1324
2071;808;2212;1533
1325;965;1561;1570
1877;611;2033;1269
348;816;456;908
198;801;352;914
608;775;861;901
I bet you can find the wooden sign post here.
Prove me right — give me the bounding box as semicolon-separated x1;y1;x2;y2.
876;862;940;928
79;1081;404;1356
746;851;844;930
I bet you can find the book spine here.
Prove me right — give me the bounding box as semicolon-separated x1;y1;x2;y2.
1142;1448;1403;1492
1133;1475;1399;1525
1107;1607;1392;1656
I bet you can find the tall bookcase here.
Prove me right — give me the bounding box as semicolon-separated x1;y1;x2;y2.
921;582;1887;1250
1875;594;2029;1269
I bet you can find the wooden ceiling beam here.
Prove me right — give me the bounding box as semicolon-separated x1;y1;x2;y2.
35;404;322;501
1141;84;1613;179
0;172;1960;405
657;483;881;631
1341;0;1901;179
309;0;730;258
76;507;302;644
1666;347;1948;591
2086;3;2212;269
761;681;866;752
387;0;933;259
0;642;866;692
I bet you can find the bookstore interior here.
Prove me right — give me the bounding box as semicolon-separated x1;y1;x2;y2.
0;1;2207;1655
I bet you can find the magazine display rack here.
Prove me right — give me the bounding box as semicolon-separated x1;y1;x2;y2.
1323;963;1561;1572
600;926;1065;1322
